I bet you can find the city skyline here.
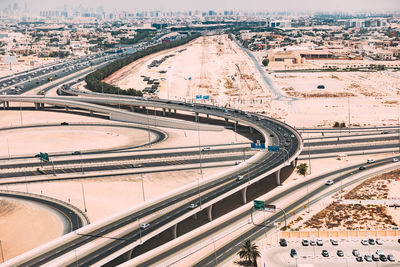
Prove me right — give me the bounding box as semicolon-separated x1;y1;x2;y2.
1;0;400;14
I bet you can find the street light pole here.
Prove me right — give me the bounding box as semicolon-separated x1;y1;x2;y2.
348;96;351;133
212;238;217;266
397;103;400;154
277;207;287;228
196;113;203;176
81;183;87;212
146;108;151;147
0;240;4;263
141;174;145;202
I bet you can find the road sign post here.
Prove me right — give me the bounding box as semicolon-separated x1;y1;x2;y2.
254;200;265;210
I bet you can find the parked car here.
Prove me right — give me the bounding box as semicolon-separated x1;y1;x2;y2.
316;239;323;246
364;255;372;262
337;250;344;257
352;249;360;257
310;240;316;246
279;238;287;247
321;250;329;257
375;238;383;245
388;254;395;262
361;239;368;246
368;238;376;245
379;254;388;262
330;239;338;246
301;239;309;246
372;254;380;261
290;249;297;258
355;256;363;262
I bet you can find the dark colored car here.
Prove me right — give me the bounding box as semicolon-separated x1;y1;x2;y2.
356;256;363;262
290;249;297;258
322;250;329;257
60;122;69;125
279;238;287;247
359;166;366;170
72;151;81;155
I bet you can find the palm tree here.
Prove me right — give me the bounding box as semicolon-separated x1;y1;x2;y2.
235;239;260;267
296;163;308;177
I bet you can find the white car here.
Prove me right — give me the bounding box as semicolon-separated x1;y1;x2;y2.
325;180;334;185
367;159;375;164
140;223;150;229
188;203;198;209
201;146;211;152
236;175;244;181
392;158;399;162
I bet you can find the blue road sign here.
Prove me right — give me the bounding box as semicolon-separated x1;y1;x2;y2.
251;143;266;149
203;95;210;100
268;146;280;152
196;95;202;99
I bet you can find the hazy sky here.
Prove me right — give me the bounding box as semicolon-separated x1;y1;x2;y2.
3;0;400;12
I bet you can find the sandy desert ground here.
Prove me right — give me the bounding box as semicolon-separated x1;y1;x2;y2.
0;197;64;261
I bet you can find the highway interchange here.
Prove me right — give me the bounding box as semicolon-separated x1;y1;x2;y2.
0;36;399;267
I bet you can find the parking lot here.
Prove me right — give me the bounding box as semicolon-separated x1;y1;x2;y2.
263;237;400;267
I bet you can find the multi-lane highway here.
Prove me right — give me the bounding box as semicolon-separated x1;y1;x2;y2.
3;98;301;266
0;34;331;267
192;157;400;267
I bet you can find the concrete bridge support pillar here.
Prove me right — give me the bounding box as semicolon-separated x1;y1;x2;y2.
206;114;209;119
249;127;254;134
291;160;296;167
162;108;166;116
89;111;93;116
40;103;44;108
123;249;133;261
174;109;177;114
275;169;281;185
206;205;213;222
35;103;40;110
193;213;198;220
225;118;229;126
130;106;134;112
172;223;178;239
168;108;171;114
195;112;199;122
241;187;248;204
1;102;4;110
5;101;9;108
65;106;69;111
